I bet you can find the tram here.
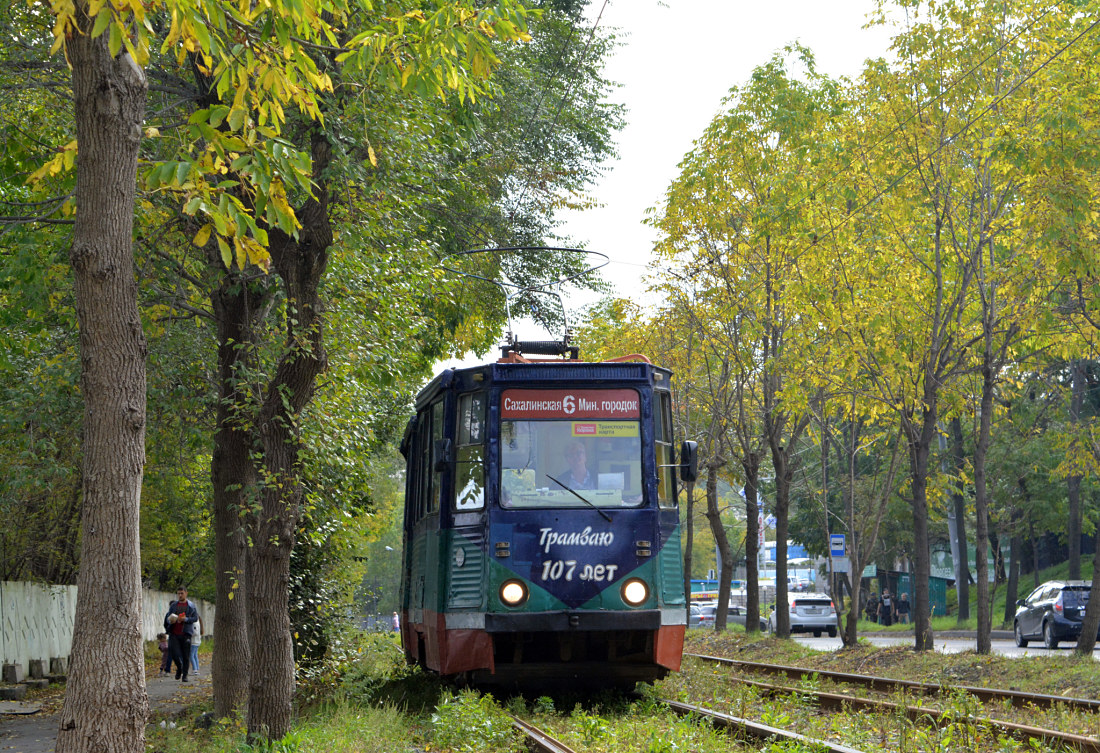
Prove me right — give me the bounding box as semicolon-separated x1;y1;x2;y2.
397;338;697;687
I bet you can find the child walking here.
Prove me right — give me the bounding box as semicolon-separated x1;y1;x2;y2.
157;632;171;674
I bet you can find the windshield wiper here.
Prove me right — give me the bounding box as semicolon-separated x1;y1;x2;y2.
545;474;611;522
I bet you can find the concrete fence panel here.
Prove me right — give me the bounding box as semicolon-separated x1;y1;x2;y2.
1;581;214;672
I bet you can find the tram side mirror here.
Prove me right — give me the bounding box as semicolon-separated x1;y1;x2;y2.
433;438;454;472
679;440;699;484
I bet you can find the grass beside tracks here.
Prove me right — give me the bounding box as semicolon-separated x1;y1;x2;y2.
148;584;1100;753
146;632;433;753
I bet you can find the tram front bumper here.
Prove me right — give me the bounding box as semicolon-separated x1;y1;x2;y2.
485;609;661;632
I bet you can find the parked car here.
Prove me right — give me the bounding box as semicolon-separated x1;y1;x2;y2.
788;576;812;592
691;602;768;631
728;604;769;631
1013;580;1098;649
768;593;838;637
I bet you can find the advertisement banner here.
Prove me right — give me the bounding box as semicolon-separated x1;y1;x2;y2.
571;421;638;437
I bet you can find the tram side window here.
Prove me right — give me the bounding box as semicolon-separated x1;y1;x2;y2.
454;393;485;510
415;412;430;520
428;401;444;514
656;391;675;508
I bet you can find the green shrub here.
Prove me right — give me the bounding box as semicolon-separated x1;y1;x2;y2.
430;689;524;753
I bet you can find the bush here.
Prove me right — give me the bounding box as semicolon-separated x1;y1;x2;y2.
430;690;524;753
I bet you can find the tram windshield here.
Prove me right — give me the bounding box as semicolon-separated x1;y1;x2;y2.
499;388;644;508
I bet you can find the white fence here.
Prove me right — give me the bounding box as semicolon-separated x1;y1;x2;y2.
0;581;214;671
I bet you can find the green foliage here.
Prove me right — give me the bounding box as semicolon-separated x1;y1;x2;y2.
238;728;306;753
0;0;624;607
312;632;442;714
430;690;525;753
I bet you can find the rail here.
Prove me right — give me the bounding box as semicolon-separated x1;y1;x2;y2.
686;653;1100;712
511;715;581;753
687;653;1100;752
661;698;869;753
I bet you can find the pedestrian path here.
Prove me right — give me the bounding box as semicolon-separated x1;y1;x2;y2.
0;669;210;753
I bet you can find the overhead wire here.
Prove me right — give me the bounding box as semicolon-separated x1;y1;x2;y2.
765;4;1054;250
505;0;610;219
816;12;1100;258
445;1;614;337
450;0;610;251
657;8;1099;287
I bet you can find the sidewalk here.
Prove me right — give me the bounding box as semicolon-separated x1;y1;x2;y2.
0;668;210;753
860;627;1014;640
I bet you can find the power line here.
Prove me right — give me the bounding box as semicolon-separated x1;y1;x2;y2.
764;5;1055;240
506;0;610;218
668;10;1099;284
826;13;1100;251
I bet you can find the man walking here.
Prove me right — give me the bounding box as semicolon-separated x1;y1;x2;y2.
165;587;198;682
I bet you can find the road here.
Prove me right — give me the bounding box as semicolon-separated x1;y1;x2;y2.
793;633;1100;659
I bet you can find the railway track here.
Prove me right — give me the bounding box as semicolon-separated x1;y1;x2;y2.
685;652;1100;752
504;653;1100;753
687;652;1100;712
513;702;870;753
511;716;580;753
660;698;870;753
512;699;866;751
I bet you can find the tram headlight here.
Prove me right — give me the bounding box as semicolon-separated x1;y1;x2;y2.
621;578;649;607
500;579;528;607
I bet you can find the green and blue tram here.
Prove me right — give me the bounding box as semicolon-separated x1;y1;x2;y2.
399;350;697;686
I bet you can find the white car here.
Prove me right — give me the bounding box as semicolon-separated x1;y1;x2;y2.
768;593;838;637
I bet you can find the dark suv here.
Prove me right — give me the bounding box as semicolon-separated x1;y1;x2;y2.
1013;580;1097;649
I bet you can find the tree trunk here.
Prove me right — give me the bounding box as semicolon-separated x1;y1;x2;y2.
950;417;969;622
773;471;790;638
1075;514;1100;656
245;132;332;741
742;455;761;634
704;464;733;630
210;274;269;717
904;398;938;652
1029;516;1038;589
973;362;994;654
843;434;859;647
1004;530;1021;626
766;418;806;639
56;13;149;753
1068;361;1085;580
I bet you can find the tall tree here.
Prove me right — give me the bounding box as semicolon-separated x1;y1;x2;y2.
50;1;150;751
652;46;837;637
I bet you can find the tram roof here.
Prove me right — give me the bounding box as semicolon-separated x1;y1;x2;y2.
415;357;672;410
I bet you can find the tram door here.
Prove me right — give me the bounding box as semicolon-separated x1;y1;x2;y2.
407;402;444;636
447;393;487;610
654;390;684;605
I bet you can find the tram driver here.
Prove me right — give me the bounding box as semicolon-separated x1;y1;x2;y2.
558;439;596;490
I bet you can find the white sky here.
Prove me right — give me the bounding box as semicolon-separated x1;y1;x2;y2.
438;0;895;369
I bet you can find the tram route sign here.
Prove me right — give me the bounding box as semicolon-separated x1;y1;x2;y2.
501;388;641;419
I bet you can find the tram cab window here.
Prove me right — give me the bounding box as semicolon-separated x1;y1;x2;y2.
655;391;675;509
500;418;643;508
454;393;485;510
